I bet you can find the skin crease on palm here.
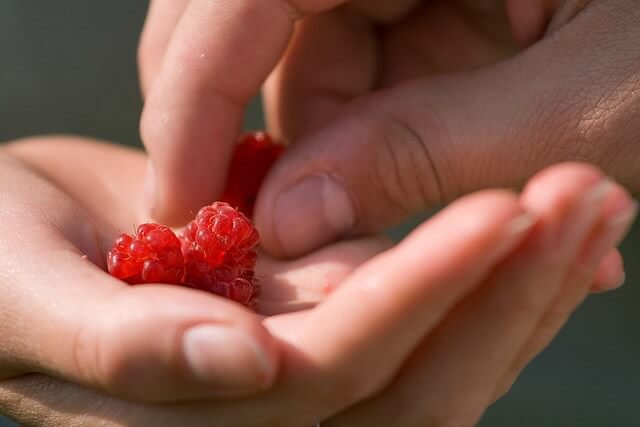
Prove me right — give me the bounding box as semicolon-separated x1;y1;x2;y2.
0;137;636;427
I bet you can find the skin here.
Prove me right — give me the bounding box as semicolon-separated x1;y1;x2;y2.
0;138;636;425
138;0;640;260
1;1;637;423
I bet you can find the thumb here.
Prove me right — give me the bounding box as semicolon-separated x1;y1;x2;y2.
255;3;639;257
1;238;278;403
256;66;545;257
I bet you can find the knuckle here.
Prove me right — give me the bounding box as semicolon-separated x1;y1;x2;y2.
508;284;550;318
360;97;450;216
138;104;158;148
72;319;105;389
136;33;156;91
136;34;150;70
71;296;126;395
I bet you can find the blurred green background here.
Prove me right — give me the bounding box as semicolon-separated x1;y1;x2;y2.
0;1;638;426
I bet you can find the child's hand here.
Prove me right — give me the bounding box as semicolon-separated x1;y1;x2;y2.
0;138;634;426
138;0;640;259
0;137;387;402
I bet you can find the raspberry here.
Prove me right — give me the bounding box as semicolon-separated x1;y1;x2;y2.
106;131;277;310
181;202;261;306
184;264;261;305
221;132;284;217
107;224;184;285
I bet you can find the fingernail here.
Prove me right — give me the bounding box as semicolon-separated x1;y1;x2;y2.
583;200;638;264
507;212;537;237
143;160;156;215
559;179;613;244
578;179;613;219
183;325;274;390
498;212;537;253
606;200;639;231
274;174;355;256
583;179;613;206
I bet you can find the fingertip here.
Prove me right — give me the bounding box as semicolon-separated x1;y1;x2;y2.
521;163;605;208
591;249;626;293
505;0;551;47
403;189;526;248
138;103;230;226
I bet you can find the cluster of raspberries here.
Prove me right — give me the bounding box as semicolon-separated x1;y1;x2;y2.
107;132;282;309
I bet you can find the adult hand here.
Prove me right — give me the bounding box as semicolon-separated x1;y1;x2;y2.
1;138;635;425
138;0;640;258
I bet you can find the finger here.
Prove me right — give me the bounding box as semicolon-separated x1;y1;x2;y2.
255;0;640;257
263;0;435;149
326;165;611;427
493;183;637;401
260;190;533;424
591;249;626;293
0;193;527;426
0;157;278;402
140;0;348;225
3;249;278;403
263;8;376;141
138;0;190;96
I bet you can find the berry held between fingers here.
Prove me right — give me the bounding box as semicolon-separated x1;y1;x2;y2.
107;132;281;309
107;224;185;285
221;132;284;217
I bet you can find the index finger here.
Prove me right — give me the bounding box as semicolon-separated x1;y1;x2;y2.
141;0;347;225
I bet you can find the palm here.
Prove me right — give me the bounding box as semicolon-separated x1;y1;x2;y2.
11;137;384;317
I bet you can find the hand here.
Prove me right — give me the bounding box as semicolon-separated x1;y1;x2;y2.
0;138;635;425
0;136;387;403
138;0;640;259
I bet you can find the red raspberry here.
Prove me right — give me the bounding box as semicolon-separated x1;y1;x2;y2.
221;132;284;217
181;202;261;305
184;264;261;305
107;224;184;285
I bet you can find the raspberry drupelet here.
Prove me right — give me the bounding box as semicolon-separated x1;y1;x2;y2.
181;202;261;306
107;224;185;285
